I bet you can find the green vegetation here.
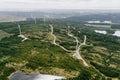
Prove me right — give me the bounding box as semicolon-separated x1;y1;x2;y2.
90;61;120;77
0;30;11;40
111;24;120;29
0;20;120;80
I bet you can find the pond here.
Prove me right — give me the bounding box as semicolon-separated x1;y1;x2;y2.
10;72;65;80
113;30;120;37
95;30;107;34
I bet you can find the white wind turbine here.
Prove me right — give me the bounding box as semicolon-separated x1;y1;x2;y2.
31;13;36;24
67;26;70;34
43;15;50;25
34;16;37;24
18;24;22;36
43;15;47;25
17;24;28;42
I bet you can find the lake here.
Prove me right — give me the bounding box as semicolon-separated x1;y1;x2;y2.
113;30;120;37
95;30;107;34
95;30;120;37
10;72;65;80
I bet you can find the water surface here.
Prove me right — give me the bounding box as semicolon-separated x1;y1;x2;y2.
95;30;107;34
10;72;65;80
113;31;120;37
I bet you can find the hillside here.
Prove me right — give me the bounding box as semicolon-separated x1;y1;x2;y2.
0;20;120;80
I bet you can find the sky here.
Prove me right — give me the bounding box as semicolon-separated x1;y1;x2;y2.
0;0;120;11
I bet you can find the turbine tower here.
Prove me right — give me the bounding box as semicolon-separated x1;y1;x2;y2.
67;26;70;34
33;16;37;24
18;24;22;35
17;24;28;42
31;13;36;24
43;15;46;25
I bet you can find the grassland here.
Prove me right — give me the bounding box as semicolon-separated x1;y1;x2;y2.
0;30;11;40
0;20;120;80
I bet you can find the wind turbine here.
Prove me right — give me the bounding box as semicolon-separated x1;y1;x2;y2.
67;26;70;34
44;16;45;25
34;16;37;24
43;15;50;25
43;15;46;25
17;24;28;42
18;24;22;35
31;13;36;24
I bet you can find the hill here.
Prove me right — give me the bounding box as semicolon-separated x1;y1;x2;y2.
0;20;120;80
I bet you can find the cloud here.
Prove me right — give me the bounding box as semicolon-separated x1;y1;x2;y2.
0;0;120;11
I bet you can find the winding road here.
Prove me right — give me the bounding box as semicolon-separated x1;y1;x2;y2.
67;31;89;67
49;24;74;53
49;24;89;67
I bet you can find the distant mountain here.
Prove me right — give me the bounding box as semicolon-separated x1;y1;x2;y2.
1;10;120;23
66;13;120;23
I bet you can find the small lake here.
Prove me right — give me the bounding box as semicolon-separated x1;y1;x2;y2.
10;72;65;80
95;30;120;37
95;30;107;34
113;31;120;37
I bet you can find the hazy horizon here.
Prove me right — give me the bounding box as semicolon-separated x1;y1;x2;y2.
0;0;120;11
